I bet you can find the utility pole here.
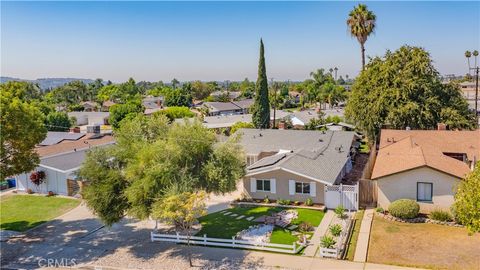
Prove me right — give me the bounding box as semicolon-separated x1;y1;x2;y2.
466;50;479;128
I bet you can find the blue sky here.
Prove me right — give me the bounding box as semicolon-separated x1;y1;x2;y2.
1;1;479;82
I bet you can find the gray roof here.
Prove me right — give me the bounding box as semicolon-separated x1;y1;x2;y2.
210;91;241;99
203;114;252;129
40;132;85;146
288;109;345;125
232;99;254;109
204;102;241;112
40;149;88;171
239;129;355;185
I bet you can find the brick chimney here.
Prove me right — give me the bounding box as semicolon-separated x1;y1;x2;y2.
437;123;447;131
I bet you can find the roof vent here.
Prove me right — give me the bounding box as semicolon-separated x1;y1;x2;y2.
318;139;323;142
259;133;263;137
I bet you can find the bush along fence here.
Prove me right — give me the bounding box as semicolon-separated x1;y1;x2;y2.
320;215;355;259
151;232;305;254
376;212;464;227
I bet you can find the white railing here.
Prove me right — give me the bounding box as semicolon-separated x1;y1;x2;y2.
151;232;303;254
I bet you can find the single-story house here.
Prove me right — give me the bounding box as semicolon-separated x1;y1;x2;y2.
68;111;110;126
237;129;356;204
203;99;253;116
15;132;115;196
371;129;480;212
80;101;99;112
203;114;252;129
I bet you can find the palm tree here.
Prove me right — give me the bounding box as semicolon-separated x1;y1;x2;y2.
465;50;472;71
347;4;376;70
473;50;479;69
334;67;338;81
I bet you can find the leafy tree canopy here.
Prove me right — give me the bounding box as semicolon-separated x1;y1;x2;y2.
345;46;475;140
155;106;195;121
0;82;47;180
109;100;144;129
453;163;480;233
79;114;245;225
230;121;255;135
45;112;74;131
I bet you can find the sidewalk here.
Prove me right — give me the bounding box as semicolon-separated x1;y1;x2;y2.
303;210;334;257
353;208;374;262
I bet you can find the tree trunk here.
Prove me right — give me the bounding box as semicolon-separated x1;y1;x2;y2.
361;43;366;71
187;231;193;267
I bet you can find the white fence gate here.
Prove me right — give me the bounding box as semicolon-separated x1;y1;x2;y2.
324;184;359;210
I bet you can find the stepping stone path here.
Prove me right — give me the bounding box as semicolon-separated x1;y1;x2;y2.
287;225;298;230
246;216;254;221
223;212;232;216
220;210;226;213
236;215;245;220
230;214;238;217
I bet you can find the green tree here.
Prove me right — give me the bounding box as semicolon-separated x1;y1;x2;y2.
191;81;215;100
452;163;480;233
156;106;195;121
347;4;376;70
345;46;475;140
164;84;192;107
79;114;245;225
45;112;74;131
230;121;255;135
109;101;144;129
152;190;208;267
251;39;270;128
0;82;47;180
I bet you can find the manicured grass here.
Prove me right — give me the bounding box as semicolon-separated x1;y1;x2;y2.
368;216;480;270
359;140;370;154
345;209;364;261
197;206;324;245
0;194;80;232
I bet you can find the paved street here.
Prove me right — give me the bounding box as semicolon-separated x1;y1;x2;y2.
1;194;419;270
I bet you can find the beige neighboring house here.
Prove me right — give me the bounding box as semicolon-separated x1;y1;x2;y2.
80;101;99;112
372;129;480;212
237;129;356;204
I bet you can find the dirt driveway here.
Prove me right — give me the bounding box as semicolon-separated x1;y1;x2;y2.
368;216;480;270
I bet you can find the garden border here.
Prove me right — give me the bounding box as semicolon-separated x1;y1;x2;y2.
231;201;326;211
376;212;464;227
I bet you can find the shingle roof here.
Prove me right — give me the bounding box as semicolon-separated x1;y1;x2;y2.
203;114;252;129
40;132;86;146
239;129;355;185
36;134;115;158
372;129;480;179
40;149;88;171
204;102;241;112
232;99;254;109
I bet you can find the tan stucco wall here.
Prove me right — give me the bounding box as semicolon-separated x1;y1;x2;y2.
375;167;460;213
242;169;325;204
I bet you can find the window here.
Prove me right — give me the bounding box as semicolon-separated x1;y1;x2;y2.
295;182;310;194
256;179;271;192
417;182;433;202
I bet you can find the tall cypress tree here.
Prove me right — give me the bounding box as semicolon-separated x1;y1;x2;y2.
252;39;270;128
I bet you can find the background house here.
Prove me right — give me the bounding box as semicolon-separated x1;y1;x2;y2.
68;111;110;126
15;132;115;196
203;99;253;116
371;129;480;212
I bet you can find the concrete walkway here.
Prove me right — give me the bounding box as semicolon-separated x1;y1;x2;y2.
353;208;374;262
303;210;334;257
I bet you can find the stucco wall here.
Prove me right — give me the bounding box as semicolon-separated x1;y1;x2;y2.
242;169;325;204
375;167;460;212
15;167;69;195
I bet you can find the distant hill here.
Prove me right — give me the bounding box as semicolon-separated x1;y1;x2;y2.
0;77;95;90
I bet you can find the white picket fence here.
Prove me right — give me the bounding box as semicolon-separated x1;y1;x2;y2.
151;232;303;254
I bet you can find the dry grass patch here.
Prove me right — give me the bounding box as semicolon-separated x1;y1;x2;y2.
368;216;480;270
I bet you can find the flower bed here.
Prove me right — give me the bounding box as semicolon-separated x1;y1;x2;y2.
376;212;463;227
320;211;354;259
231;201;325;211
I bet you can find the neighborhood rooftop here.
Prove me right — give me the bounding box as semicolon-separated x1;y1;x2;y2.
40;132;86;146
40;148;90;172
372;129;480;179
36;133;116;158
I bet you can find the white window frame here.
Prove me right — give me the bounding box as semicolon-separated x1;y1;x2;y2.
256;179;271;192
295;181;310;195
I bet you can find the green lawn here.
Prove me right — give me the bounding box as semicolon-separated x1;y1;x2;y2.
346;209;364;260
0;194;80;232
197;206;324;245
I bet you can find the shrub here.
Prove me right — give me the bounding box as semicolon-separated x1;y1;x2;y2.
388;199;420;219
329;224;342;237
264;196;270;204
429;209;452;222
277;198;289;205
294;201;300;206
320;236;336;248
305;198;313;206
30;171;46;186
334;205;346;218
375;207;384;213
47;191;56;197
26;188;33;194
299;222;313;232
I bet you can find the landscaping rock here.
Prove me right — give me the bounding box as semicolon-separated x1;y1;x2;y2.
223;212;232;216
236;215;245;220
246;216;254;221
230;214;238;217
